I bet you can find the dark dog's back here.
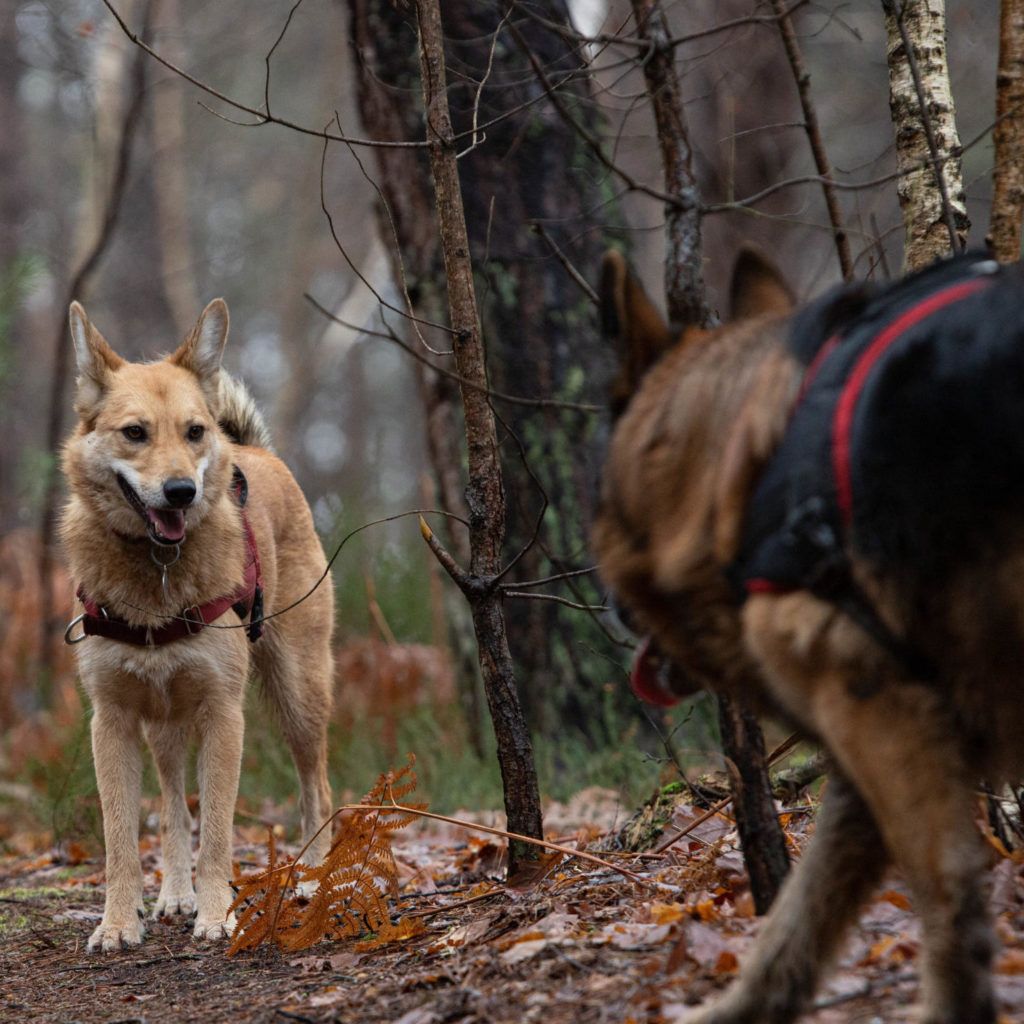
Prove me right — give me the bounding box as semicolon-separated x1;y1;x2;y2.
594;249;1020;1024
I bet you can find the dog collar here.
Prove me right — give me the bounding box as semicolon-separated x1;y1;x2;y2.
66;466;264;647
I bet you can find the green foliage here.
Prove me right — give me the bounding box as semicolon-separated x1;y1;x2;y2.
0;253;42;389
323;512;435;645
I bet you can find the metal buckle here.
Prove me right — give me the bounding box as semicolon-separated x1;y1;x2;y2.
64;613;87;645
181;605;204;635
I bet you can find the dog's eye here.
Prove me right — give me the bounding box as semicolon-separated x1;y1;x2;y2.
186;424;205;443
122;425;146;442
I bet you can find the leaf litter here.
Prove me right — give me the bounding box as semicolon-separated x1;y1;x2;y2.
5;770;1024;1021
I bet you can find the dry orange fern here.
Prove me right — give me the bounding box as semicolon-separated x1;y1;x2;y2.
228;755;426;954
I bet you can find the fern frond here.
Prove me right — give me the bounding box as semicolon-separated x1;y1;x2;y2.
227;754;424;955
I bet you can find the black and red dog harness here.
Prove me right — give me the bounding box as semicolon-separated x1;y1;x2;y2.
730;253;1003;678
75;466;264;646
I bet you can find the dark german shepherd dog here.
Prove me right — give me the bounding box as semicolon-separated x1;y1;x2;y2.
593;246;1022;1024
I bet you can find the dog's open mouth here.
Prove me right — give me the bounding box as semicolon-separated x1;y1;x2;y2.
630;636;684;707
116;474;186;546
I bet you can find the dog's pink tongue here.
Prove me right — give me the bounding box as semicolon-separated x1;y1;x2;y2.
146;508;186;543
629;636;681;707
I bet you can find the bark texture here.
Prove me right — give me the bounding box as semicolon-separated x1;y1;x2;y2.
629;0;710;327
348;0;616;742
415;0;544;873
883;0;968;270
992;0;1024;263
629;0;789;912
346;0;486;756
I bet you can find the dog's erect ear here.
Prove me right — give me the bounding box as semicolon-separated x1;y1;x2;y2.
69;302;124;415
601;251;676;415
729;246;795;321
171;298;229;408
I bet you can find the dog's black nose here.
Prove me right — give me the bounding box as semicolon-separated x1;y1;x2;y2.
163;478;197;508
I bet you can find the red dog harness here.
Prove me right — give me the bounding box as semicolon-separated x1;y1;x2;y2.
73;466;264;647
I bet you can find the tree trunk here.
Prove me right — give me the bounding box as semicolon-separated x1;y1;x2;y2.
992;0;1024;263
882;0;969;270
37;0;151;682
345;0;487;758
415;0;544;874
150;0;199;336
629;0;789;913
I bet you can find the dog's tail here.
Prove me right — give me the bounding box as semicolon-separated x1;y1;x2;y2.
218;373;273;450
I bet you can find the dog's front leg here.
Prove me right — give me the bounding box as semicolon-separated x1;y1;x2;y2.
192;698;243;940
89;704;146;952
146;721;197;919
680;772;886;1024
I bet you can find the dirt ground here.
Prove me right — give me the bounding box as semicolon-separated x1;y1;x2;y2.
4;790;1024;1024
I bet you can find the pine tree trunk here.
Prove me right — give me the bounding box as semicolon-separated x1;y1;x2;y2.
992;0;1024;263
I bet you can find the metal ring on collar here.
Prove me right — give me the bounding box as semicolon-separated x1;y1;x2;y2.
64;613;87;645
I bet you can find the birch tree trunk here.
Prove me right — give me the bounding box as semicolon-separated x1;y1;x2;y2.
992;0;1024;263
882;0;969;271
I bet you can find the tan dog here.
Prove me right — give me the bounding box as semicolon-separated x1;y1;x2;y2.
61;300;334;952
594;248;1021;1024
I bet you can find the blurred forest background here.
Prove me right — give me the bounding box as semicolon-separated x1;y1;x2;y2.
0;0;1002;853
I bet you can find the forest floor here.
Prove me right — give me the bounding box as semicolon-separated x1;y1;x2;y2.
5;786;1024;1024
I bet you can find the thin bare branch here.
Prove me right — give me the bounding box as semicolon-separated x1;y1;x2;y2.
531;222;600;305
771;0;852;278
305;293;601;413
504;591;609;612
419;515;470;592
100;0;429;149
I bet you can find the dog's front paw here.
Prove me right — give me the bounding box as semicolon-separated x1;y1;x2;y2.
88;915;146;953
193;912;236;942
153;891;197;919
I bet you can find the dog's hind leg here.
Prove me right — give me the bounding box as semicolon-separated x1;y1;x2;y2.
192;694;244;940
89;703;146;952
810;679;995;1024
145;720;197;919
681;772;886;1024
259;642;333;879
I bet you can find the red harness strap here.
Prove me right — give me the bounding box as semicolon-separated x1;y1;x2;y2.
76;469;264;647
831;277;991;527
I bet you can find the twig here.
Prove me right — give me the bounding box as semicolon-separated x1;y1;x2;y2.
653;733;801;855
501;567;597;590
531;222;600;305
517;0;812;51
100;0;428;150
508;19;684;210
403;889;505;920
503;591;608;612
419;516;470;592
770;0;852;278
305;293;600;412
318;125;455;341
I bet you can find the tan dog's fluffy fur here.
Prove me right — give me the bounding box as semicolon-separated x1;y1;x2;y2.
61;300;333;952
594;251;1009;1024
